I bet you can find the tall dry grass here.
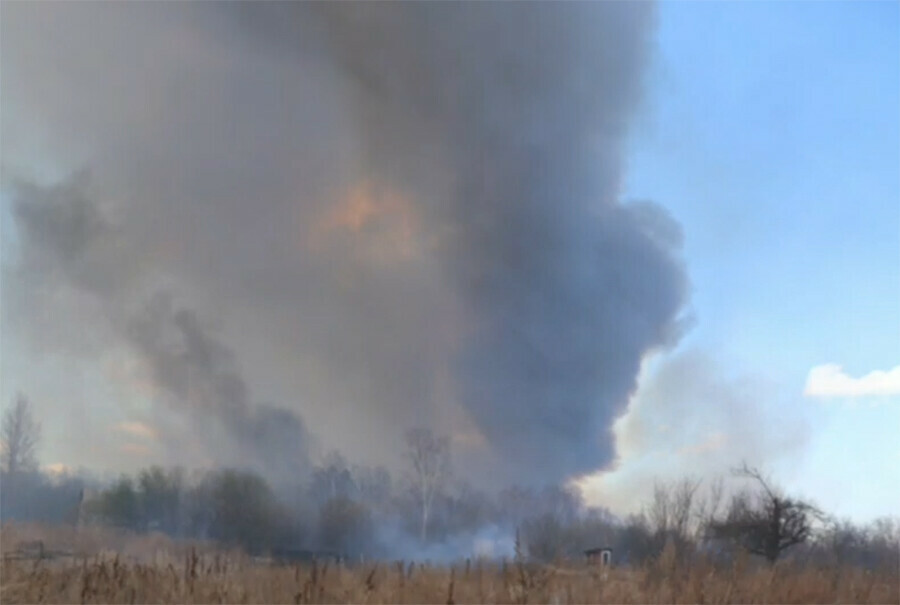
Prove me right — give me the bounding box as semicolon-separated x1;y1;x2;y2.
1;524;897;604
1;522;218;562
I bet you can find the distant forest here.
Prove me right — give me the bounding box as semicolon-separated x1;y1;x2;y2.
2;395;898;569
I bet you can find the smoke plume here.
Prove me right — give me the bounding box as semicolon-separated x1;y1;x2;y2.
1;2;688;485
6;178;311;480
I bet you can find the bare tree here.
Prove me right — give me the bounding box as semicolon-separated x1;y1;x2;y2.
647;481;672;536
695;475;725;539
710;463;823;563
310;451;355;505
404;427;450;543
671;477;701;541
353;464;393;515
646;477;700;555
1;393;41;474
521;512;568;562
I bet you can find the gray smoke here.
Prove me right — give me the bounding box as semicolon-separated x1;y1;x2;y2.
257;3;689;479
125;293;312;481
2;2;687;485
7;178;311;481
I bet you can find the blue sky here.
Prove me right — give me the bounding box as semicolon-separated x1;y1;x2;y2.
614;1;899;521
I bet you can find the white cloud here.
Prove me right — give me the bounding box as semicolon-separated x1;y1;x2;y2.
804;364;900;398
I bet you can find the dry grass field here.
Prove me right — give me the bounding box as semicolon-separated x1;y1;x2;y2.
1;524;898;604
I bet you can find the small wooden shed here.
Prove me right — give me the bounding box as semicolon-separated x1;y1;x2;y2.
584;547;613;566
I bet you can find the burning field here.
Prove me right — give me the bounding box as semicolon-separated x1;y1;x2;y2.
2;524;898;605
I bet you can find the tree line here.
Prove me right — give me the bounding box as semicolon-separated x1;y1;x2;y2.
2;394;898;570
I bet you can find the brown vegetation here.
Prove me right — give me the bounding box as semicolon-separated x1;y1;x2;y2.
2;524;897;605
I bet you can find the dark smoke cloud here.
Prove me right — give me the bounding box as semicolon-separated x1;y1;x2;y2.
238;3;689;478
1;2;688;485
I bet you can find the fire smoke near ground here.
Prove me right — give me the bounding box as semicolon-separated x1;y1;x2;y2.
1;3;688;485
